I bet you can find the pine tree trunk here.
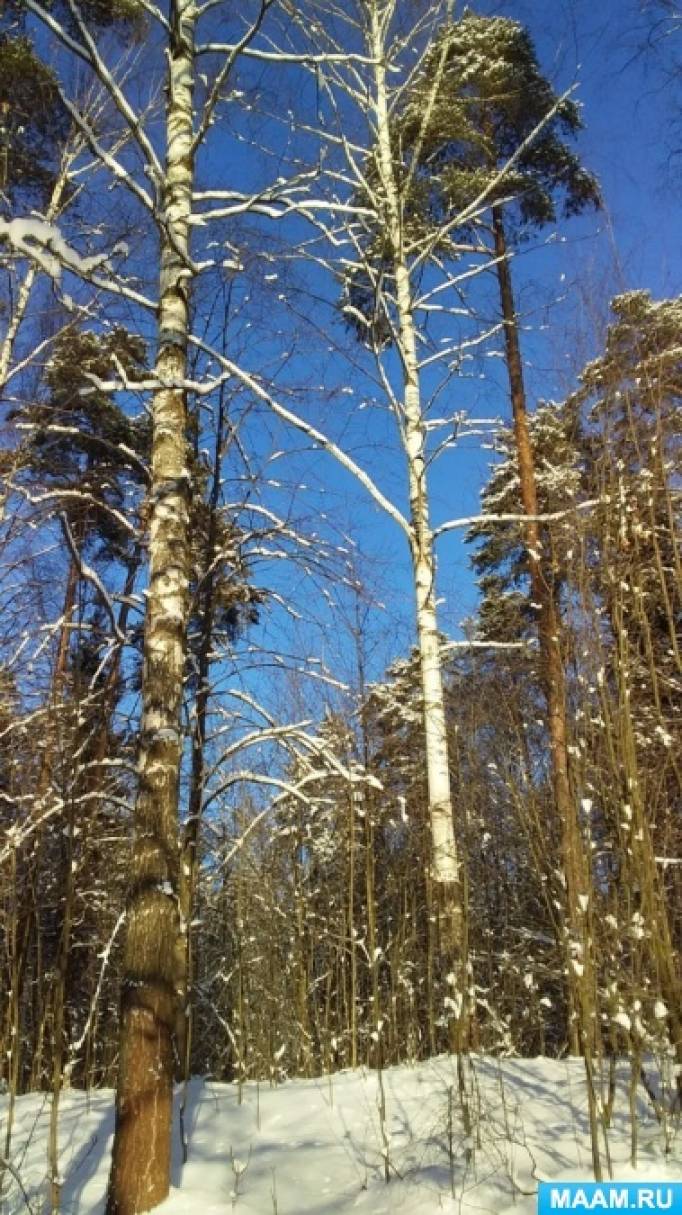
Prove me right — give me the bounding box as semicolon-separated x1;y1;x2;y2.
368;4;466;1043
106;1;195;1210
492;205;593;1058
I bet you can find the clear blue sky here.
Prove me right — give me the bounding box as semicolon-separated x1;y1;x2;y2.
12;0;679;715
260;0;682;700
245;0;680;704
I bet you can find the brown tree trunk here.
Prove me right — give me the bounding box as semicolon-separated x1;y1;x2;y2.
492;205;593;1060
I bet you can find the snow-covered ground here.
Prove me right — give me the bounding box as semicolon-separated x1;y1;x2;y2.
2;1056;680;1213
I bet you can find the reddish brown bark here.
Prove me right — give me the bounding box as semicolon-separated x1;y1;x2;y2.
493;205;591;1056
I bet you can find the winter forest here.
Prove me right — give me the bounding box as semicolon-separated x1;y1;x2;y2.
0;0;680;1211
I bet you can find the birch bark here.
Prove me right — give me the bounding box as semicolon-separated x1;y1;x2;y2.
106;2;195;1210
367;0;465;1039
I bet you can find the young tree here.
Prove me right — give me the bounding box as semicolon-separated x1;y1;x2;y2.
570;291;682;1072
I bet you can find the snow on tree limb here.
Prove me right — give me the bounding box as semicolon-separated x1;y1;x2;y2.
434;499;600;538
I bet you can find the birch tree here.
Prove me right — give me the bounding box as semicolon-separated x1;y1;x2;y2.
242;0;590;1047
0;1;358;1208
360;0;465;1035
1;0;393;1200
247;0;495;1045
384;10;603;1065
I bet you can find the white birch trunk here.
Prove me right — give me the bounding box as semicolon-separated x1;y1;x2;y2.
107;2;196;1211
367;1;464;1009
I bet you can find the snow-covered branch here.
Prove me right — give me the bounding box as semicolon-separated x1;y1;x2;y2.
434;499;600;539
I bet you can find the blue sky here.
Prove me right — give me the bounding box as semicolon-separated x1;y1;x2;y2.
6;0;679;722
267;0;682;696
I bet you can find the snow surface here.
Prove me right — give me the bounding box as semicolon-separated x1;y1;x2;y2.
1;1056;680;1214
